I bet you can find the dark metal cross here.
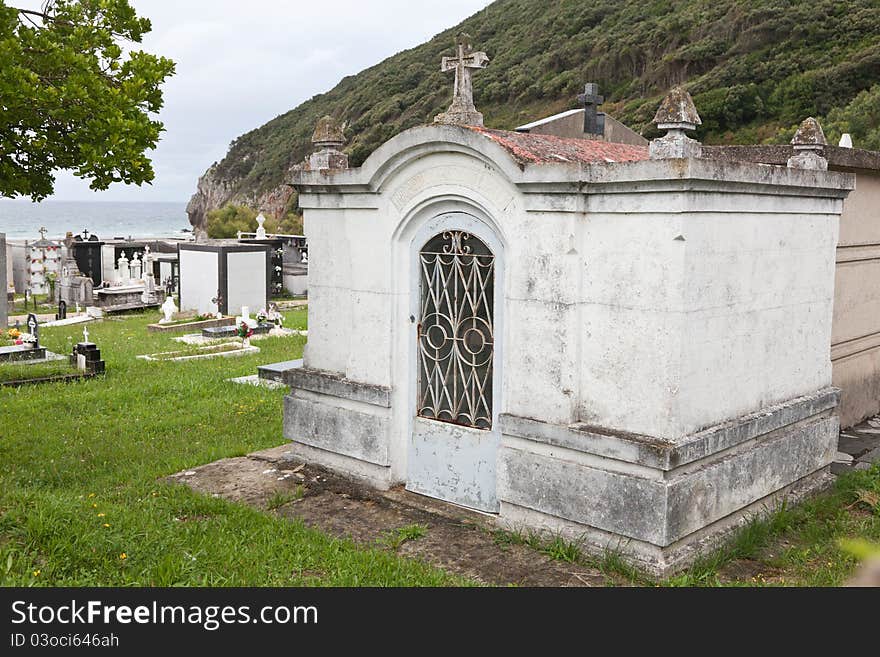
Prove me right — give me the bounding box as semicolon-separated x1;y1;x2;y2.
577;83;605;136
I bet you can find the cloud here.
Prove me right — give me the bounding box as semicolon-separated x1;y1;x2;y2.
41;0;493;202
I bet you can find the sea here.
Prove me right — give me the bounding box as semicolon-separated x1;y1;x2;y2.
0;200;191;241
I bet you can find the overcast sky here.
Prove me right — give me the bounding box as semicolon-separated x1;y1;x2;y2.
36;0;493;203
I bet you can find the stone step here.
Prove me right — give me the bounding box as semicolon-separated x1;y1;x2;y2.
258;359;303;383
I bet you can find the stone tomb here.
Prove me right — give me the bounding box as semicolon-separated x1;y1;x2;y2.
70;327;105;374
282;69;854;574
0;314;46;362
178;242;271;317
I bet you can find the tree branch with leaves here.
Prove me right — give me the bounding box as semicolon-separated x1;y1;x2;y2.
0;0;175;200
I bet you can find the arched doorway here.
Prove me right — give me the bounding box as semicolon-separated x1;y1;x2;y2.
407;220;500;512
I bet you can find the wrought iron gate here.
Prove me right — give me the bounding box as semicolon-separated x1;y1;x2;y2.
417;230;494;430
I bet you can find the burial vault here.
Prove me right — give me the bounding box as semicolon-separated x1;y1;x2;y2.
282;41;853;575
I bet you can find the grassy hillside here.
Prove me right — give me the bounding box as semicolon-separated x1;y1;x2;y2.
192;0;880;220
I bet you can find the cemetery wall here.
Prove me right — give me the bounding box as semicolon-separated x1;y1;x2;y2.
832;169;880;426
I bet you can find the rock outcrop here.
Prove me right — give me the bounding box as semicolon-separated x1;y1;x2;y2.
186;165;295;240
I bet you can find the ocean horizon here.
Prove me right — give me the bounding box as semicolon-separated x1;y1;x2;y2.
0;200;191;241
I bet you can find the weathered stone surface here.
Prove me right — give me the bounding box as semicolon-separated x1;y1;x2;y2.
857;446;880;464
434;33;489;127
788;117;828;170
839;432;880;456
283;393;390;466
652;86;702;128
500;388;839;470
791;117;827;147
311;115;345;147
305;116;349;171
499;410;837;548
286;367;391;407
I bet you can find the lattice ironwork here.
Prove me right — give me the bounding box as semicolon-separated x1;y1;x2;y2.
418;230;494;429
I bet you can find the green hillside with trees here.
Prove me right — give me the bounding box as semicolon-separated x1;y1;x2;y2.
195;0;880;229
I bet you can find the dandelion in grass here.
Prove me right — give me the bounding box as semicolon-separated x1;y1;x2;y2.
97;513;105;517
32;569;40;577
119;553;127;561
103;523;110;528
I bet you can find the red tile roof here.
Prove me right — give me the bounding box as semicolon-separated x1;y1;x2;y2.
467;126;649;166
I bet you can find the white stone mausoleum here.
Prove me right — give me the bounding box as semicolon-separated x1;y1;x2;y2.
282;43;854;574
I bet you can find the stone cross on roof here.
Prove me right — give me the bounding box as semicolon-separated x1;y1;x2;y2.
434;33;489;127
577;83;605;136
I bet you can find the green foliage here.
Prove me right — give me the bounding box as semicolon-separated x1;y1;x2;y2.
205;0;880;209
0;0;175;200
380;524;428;550
206;204;257;239
206;204;303;238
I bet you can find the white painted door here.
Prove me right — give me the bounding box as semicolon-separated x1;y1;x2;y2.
406;226;499;512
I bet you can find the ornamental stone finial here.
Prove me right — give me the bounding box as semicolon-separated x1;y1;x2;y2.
434;33;489;127
788;117;828;171
649;86;702;159
307;116;348;171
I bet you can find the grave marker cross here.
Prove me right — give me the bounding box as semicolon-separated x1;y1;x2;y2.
577;83;605;136
435;34;489;127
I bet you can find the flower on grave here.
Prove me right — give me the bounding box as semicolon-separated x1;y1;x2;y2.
18;333;36;344
236;322;254;339
256;308;268;323
7;328;21;341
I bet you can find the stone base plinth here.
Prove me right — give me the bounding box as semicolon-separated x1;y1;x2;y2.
497;388;839;576
283;365;394;489
283;364;840;576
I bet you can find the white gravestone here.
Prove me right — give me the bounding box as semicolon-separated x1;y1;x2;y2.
160;296;178;324
255;213;268;239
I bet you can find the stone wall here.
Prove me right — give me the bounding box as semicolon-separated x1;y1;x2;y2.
704;144;880;427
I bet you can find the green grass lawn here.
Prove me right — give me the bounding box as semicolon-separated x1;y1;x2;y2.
0;307;877;586
8;293;56;316
0;308;463;586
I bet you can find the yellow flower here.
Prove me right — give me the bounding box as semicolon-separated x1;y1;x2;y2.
97;513;105;517
88;493;95;498
32;569;40;577
119;553;127;560
102;523;110;528
92;503;97;508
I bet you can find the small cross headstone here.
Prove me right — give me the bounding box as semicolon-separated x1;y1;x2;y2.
577;83;605;136
26;313;39;349
57;300;67;321
211;291;224;318
83;326;89;344
38;226;48;241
